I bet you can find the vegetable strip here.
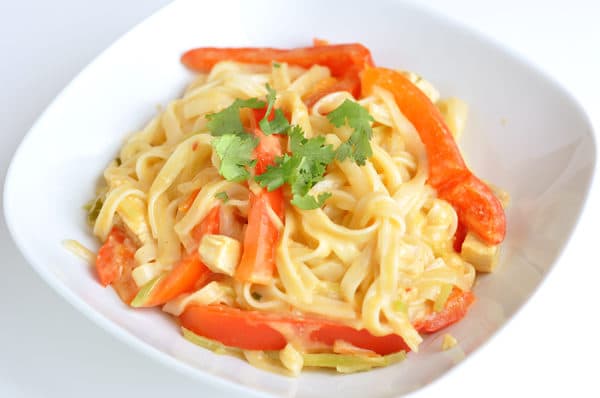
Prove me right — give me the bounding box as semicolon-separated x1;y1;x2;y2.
361;67;506;244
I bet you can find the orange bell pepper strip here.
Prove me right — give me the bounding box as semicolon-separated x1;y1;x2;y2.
302;39;361;106
453;221;468;252
361;67;506;245
235;108;285;284
96;226;139;304
181;43;374;81
413;288;475;333
179;289;474;353
235;188;284;284
133;206;220;307
96;227;135;286
181;43;373;102
248;106;287;174
180;304;410;354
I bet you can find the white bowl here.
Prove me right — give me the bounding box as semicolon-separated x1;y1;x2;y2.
3;0;596;396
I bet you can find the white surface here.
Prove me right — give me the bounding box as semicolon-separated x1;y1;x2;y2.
0;1;598;397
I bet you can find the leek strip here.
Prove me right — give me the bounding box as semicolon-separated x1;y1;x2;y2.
434;284;453;313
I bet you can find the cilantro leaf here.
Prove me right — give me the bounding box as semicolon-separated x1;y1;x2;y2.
327;99;374;137
215;191;229;203
206;98;265;136
327;99;374;165
260;109;289;134
340;127;372;165
289;126;335;167
287;127;335;196
291;192;332;210
255;154;298;192
263;84;276;122
212;134;258;182
334;141;352;161
256;125;334;210
259;84;290;135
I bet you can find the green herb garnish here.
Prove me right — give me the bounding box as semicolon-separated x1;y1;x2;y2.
206;98;266;137
327;99;374;165
259;84;290;135
84;195;104;225
208;87;374;210
256;126;335;210
212;134;258;182
215;191;229;203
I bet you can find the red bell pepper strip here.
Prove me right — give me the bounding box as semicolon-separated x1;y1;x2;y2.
235;188;284;284
413;288;475;333
179;304;410;355
179;289;474;354
96;227;135;286
453;222;468;252
234;107;285;284
181;43;374;79
311;321;410;355
361;67;506;245
96;226;139;304
182;270;473;355
302;40;363;106
251;127;283;176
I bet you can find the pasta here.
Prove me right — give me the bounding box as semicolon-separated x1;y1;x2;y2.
83;42;506;375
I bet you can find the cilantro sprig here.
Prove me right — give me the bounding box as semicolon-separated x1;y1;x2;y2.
327;99;374;165
212;134;257;182
259;84;290;135
256;126;335;209
206;98;265;137
205;85;374;210
205;98;263;182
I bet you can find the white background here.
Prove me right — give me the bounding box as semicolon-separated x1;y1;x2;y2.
1;1;598;397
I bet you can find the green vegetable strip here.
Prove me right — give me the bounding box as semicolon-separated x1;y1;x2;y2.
130;274;164;308
433;284;453;312
214;191;229;203
84;196;104;225
303;351;406;373
182;327;241;356
182;328;406;373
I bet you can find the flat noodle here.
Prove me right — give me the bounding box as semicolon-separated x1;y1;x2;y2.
87;60;481;374
63;240;95;265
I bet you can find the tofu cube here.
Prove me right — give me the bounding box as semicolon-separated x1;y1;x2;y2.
461;232;500;273
198;234;241;276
